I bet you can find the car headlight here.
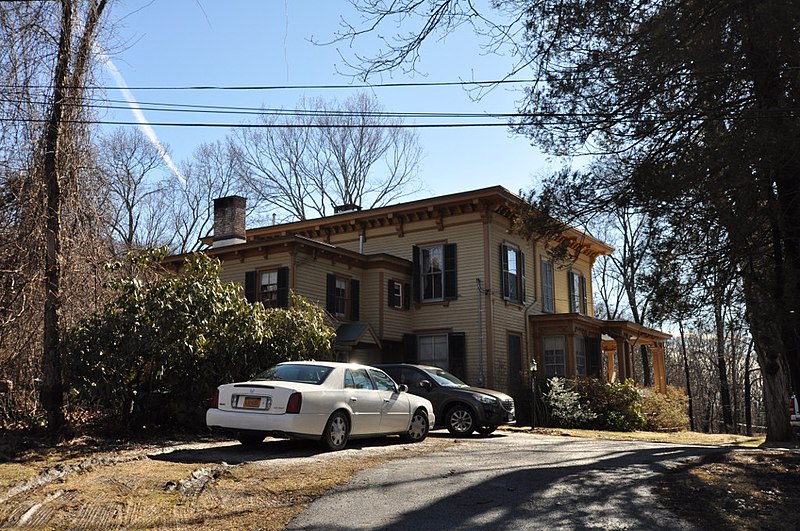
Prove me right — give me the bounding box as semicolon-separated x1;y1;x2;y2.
472;393;497;405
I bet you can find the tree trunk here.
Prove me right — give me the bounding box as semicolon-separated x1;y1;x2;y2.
713;298;734;433
678;321;695;432
640;344;651;387
40;0;107;433
41;1;74;434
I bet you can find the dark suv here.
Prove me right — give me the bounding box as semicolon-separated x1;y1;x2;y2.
377;363;516;436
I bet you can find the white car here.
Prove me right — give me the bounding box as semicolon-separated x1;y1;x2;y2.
207;361;435;450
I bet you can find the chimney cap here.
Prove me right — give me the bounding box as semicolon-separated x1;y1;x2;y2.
333;203;361;214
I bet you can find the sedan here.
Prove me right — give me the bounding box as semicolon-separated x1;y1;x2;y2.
376;363;515;436
206;361;435;451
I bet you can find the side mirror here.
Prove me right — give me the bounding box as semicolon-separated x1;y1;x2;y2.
419;379;432;391
398;384;409;393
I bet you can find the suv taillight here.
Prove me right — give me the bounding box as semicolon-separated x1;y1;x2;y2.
210;389;219;409
286;392;302;414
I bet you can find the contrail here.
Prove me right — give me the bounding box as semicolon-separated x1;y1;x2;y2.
97;48;187;185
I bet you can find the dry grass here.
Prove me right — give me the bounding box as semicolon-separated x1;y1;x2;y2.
2;428;798;530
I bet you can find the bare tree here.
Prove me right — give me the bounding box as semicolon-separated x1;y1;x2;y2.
236;93;423;221
97;128;169;253
168;139;253;254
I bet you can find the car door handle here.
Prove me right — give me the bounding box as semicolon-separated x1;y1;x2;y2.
350;397;358;402
383;399;391;403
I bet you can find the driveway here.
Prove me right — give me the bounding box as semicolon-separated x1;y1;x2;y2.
287;431;725;530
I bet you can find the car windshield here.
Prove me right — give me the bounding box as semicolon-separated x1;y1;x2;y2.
253;364;333;385
423;367;469;388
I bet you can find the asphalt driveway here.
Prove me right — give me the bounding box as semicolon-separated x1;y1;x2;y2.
287;431;726;530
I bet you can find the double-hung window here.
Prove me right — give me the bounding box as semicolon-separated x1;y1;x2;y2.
422;246;444;301
541;259;555;313
543;335;566;377
259;270;279;308
501;243;525;303
412;243;457;302
326;274;360;320
418;334;449;369
568;271;587;314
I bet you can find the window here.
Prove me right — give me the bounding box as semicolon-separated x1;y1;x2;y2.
568;271;587;314
412;244;457;302
418;334;449;369
575;335;586;376
334;277;348;316
541;260;555;313
543;335;566;377
501;243;526;303
369;369;397;392
388;279;410;309
326;274;360;320
245;267;289;308
422;246;443;300
259;270;279;307
345;368;374;390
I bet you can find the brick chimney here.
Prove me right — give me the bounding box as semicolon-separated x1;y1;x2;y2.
212;196;246;247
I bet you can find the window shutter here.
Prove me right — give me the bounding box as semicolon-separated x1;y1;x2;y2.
244;271;257;303
520;250;527;303
350;279;360;321
580;274;588;315
411;246;421;303
587;336;601;376
444;243;457;299
388;280;397;308
277;267;289;308
403;283;411;310
500;243;509;299
325;273;336;314
402;333;418;363
568;271;576;312
448;332;466;380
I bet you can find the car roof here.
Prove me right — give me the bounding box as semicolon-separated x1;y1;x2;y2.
377;363;439;371
277;360;382;371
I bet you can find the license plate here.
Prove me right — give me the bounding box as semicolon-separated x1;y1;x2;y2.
243;396;261;408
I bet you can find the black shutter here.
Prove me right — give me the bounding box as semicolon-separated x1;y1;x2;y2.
444;243;457;299
402;333;418;363
568;271;576;312
277;267;289;308
326;273;336;313
244;271;257;303
448;332;466;380
350;279;360;321
500;243;509;299
520;251;526;303
403;283;411;310
411;246;420;303
587;336;601;377
580;275;588;315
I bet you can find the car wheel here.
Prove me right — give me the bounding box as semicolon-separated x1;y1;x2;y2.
446;404;476;436
402;408;429;443
321;410;350;451
237;431;266;446
476;426;497;436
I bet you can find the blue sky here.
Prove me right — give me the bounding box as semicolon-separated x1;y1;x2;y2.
100;1;559;199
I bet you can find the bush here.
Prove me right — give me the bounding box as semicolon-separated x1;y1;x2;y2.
573;378;646;432
64;252;335;430
543;377;597;428
640;385;690;431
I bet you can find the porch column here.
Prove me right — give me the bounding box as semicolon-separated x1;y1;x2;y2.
615;338;628;381
653;345;667;393
606;351;616;382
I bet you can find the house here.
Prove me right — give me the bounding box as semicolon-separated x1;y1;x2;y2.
177;186;670;418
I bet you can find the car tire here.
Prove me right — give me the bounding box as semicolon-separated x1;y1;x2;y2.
237;431;266;446
476;426;497;436
321;410;350;451
445;404;476;436
402;408;430;443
